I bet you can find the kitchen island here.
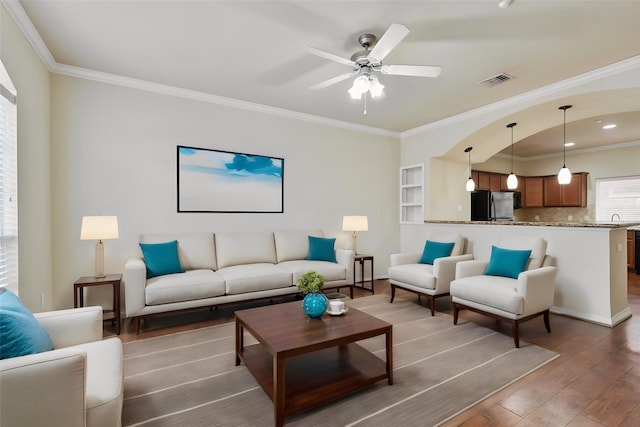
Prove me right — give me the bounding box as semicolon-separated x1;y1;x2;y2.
400;221;639;327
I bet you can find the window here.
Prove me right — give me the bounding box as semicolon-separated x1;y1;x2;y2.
0;61;18;294
596;176;640;222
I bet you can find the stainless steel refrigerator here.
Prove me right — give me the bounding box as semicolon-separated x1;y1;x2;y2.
471;190;514;221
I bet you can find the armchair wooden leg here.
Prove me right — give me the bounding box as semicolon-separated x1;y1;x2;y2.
453;303;459;325
390;285;396;303
349;285;354;299
512;321;520;348
429;296;435;316
543;310;551;333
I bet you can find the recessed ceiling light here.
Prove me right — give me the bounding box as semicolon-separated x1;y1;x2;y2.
498;0;514;8
602;124;617;129
564;142;575;147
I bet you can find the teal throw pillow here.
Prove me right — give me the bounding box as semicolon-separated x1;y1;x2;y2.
484;245;532;279
419;240;455;265
139;240;185;279
307;236;337;263
0;289;54;360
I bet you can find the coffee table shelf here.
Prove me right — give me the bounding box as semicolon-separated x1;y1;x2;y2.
240;342;388;416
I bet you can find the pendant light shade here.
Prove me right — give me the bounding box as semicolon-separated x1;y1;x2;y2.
465;147;475;192
557;105;572;185
506;122;518;190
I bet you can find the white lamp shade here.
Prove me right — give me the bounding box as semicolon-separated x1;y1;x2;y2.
80;216;119;240
506;173;518;189
557;167;572;185
342;215;368;232
466;178;476;192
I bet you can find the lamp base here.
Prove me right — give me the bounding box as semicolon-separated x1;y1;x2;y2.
95;240;105;278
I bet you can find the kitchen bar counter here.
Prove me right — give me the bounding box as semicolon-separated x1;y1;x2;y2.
425;220;640;229
401;221;632;328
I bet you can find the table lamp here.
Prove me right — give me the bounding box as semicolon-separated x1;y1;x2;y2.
342;215;368;255
81;215;119;278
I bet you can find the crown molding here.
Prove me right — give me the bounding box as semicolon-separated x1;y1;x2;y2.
492;139;640;162
401;55;640;138
2;0;55;70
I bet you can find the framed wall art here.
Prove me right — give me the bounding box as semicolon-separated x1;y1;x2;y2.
177;146;284;213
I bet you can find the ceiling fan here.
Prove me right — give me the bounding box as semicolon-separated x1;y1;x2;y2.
303;23;441;99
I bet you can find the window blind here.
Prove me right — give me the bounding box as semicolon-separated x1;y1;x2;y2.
0;80;18;294
596;176;640;223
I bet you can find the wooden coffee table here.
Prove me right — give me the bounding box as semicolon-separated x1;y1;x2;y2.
235;300;393;427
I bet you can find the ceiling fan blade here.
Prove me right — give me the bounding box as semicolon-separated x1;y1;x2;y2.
301;45;355;66
367;23;410;63
381;64;442;78
309;72;357;90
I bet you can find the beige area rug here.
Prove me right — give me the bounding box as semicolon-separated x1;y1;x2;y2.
122;294;558;427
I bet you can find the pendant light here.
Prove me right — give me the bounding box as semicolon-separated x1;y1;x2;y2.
465;146;475;192
557;105;572;185
506;122;518;189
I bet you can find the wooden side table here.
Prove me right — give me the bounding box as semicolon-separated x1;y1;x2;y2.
74;274;122;335
354;254;374;294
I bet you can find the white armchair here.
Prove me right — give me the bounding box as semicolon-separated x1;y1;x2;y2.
450;236;557;348
388;232;473;315
0;306;123;427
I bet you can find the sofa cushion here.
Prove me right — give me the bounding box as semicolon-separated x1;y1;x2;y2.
0;289;54;359
139;240;185;278
72;337;123;427
497;236;547;270
419;240;455;265
217;263;292;295
141;232;216;270
388;264;436;290
307;236;337;263
278;260;347;284
484;246;532;279
428;232;464;256
145;270;226;305
215;232;277;269
274;229;323;263
451;275;524;315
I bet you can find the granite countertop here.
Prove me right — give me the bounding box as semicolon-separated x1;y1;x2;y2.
425;220;640;229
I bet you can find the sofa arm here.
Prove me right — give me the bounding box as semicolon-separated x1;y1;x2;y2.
517;266;557;316
0;348;87;427
389;253;421;267
124;257;147;318
35;306;103;348
455;259;488;279
335;249;355;285
433;254;474;293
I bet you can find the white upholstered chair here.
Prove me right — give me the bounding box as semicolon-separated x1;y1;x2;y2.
388;232;473;316
450;236;557;348
0;306;123;427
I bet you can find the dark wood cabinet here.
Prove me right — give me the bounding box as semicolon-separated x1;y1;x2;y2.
543;172;587;207
524;177;544;207
629;231;636;270
477;172;491;190
489;174;501;192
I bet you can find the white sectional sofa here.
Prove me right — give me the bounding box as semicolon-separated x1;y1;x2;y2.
124;229;354;332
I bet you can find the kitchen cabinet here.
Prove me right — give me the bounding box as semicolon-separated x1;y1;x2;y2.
474;171;508;192
543;172;588;207
400;164;423;224
524;177;544;207
629;231;636;270
489;174;501;192
477;172;491;190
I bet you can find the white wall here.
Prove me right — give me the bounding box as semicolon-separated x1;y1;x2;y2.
1;4;53;311
50;75;400;309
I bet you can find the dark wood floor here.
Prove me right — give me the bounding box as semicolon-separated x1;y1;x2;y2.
116;272;640;427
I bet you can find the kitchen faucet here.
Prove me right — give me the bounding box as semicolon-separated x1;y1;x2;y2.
611;213;620;221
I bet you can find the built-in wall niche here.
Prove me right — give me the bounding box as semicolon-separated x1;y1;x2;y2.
400;164;424;224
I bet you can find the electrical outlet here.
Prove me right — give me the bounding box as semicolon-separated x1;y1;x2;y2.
617;243;623;252
40;293;45;309
457;204;462;212
534;215;540;221
568;215;573;221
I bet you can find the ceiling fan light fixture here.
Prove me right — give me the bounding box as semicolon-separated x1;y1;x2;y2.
368;75;385;98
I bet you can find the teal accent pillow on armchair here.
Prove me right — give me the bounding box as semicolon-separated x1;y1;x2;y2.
139;240;185;279
484;245;532;279
0;289;54;360
307;236;337;263
419;240;455;265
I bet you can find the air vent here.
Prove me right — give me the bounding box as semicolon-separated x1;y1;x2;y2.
478;73;514;87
